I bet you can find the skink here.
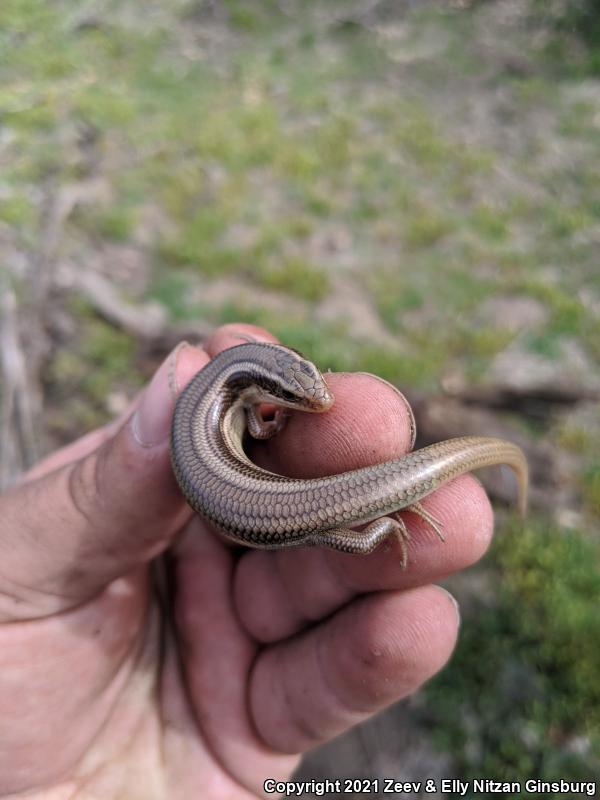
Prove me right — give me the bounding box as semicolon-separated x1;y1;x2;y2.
170;342;528;565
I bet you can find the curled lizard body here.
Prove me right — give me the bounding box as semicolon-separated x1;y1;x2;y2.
170;342;528;565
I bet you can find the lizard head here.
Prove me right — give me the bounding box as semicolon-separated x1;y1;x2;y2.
235;342;334;413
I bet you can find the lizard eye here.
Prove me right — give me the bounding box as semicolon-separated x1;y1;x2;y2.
280;389;298;402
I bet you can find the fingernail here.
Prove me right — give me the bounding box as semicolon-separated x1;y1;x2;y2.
354;372;417;449
438;586;461;628
204;326;279;359
228;329;273;344
132;342;191;448
229;330;260;344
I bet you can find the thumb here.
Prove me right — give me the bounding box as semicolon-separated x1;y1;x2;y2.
0;342;208;621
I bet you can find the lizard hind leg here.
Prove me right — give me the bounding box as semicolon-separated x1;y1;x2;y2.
312;516;411;568
245;405;289;439
404;501;445;542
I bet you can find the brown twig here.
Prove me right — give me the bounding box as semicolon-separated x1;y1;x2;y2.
0;282;39;488
56;261;213;348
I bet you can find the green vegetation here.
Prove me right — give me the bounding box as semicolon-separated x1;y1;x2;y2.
537;0;600;74
46;299;143;433
4;0;599;374
259;257;329;301
426;519;600;784
583;466;600;517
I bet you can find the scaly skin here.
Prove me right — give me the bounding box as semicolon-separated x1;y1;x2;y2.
171;342;528;561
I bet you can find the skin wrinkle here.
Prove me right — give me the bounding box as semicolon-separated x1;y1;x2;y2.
323;598;394;714
172;533;291;796
351;372;417;451
159;625;247;798
344;374;412;458
377;605;445;690
307;547;361;620
234;552;299;643
313;621;366;733
166;341;192;398
314;396;370;470
71;598;165;795
77;452;148;571
0;581;97;625
2;581;152;794
80;607;152;743
265;645;321;750
182;693;251;791
260;593;419;753
255;550;334;639
67;457;101;543
265;552;305;631
273;549;332;627
302;547;356;619
321;427;363;475
321;546;365;602
0;361;188;617
66;454;127;585
154;570;174;779
325;590;452;714
0;574;64;619
72;762;111;800
17;417;119;487
256;634;348;753
257;590;441;755
0;470;102;617
291;636;351;747
75;714;154;797
74;434;183;581
173;531;236;644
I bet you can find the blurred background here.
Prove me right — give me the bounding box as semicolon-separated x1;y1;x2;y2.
1;0;599;792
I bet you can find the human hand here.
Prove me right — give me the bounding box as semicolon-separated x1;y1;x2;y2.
0;324;493;798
